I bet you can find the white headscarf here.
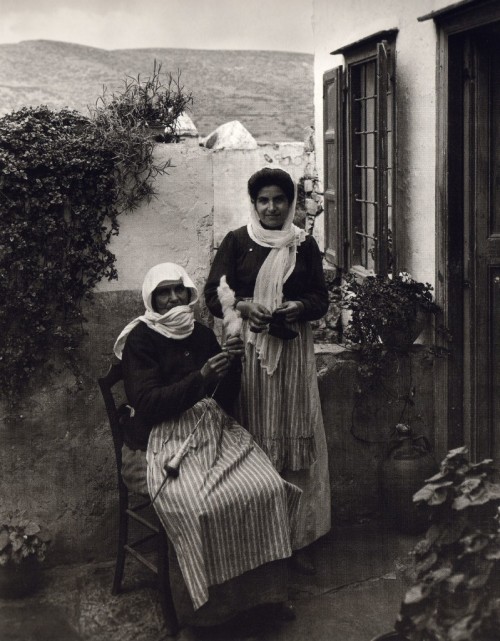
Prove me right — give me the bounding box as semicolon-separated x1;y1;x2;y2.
113;263;199;359
246;168;307;375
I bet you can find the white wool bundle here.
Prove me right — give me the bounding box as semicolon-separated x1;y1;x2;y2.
217;275;242;337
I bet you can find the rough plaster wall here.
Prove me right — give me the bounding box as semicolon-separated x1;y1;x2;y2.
95;141;214;296
317;347;435;522
312;0;452;285
96;141;308;293
0;292;144;564
394;17;438;283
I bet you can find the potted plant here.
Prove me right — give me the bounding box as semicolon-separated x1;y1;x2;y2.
97;59;193;141
380;447;500;641
341;271;440;353
0;514;51;598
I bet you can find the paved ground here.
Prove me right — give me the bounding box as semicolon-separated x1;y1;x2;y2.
0;520;418;641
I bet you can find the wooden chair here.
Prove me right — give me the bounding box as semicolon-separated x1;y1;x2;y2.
98;362;178;636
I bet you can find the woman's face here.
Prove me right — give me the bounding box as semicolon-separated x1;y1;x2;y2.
152;282;190;314
253;185;290;229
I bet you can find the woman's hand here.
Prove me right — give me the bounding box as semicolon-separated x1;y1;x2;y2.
201;352;231;387
273;301;305;323
236;301;272;333
223;336;245;358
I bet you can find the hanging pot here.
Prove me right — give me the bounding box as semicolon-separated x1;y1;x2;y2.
378;305;427;351
381;424;438;535
0;555;41;599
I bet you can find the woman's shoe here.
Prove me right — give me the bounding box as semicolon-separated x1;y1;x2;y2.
291;549;316;576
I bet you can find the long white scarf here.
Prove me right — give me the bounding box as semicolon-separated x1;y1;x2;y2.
246;173;306;375
114;263;199;360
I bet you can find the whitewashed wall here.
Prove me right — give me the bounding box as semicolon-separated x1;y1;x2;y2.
312;0;453;285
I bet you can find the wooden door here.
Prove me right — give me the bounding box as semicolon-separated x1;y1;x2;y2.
462;28;500;460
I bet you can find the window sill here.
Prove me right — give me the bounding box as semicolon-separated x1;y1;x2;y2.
348;264;376;281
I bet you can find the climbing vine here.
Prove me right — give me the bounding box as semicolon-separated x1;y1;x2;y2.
0;64;192;398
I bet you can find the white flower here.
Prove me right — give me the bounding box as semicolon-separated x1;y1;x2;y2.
399;271;413;284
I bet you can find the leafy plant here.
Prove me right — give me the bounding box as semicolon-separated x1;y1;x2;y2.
0;514;51;565
95;60;193;139
340;272;441;381
396;447;500;641
341;271;439;346
0;62;192;399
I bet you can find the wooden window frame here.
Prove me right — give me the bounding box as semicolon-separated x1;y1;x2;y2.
324;31;397;277
323;67;344;268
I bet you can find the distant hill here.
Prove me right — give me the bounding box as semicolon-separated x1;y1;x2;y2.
0;40;313;141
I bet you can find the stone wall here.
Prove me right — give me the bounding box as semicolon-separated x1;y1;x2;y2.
317;345;435;523
0;293;144;564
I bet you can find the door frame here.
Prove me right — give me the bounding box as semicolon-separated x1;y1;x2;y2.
434;1;500;460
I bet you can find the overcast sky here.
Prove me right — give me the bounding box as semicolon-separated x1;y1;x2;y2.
0;0;314;53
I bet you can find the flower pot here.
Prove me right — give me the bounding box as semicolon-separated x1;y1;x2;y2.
146;124;166;142
377;306;427;350
381;427;438;535
370;632;408;641
0;556;42;599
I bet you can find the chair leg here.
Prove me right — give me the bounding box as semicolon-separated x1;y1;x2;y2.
112;501;128;595
158;527;179;636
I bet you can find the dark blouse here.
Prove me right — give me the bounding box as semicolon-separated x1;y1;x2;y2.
204;226;329;321
122;321;241;446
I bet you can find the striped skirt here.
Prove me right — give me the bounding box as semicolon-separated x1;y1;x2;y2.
237;320;317;472
147;398;301;611
236;320;331;549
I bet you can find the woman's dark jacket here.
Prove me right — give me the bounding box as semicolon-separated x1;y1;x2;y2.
204;226;329;320
121;320;241;449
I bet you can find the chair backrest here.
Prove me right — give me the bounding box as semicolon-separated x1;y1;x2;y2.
98;362;127;490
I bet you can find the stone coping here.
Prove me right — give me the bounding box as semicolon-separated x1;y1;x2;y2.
314;342;347;355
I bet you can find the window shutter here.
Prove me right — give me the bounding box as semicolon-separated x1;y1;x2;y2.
323;66;345;269
375;41;389;276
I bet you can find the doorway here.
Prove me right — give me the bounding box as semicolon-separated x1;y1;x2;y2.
442;20;500;461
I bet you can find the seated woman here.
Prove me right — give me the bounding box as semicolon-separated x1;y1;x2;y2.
113;262;301;634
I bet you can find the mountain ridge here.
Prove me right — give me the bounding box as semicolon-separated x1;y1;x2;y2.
0;40;313;141
18;39;310;55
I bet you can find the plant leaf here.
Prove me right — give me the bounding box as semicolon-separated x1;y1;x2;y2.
24;522;40;536
404;584;428;604
485;545;500;560
429;566;453;583
467;572;491;589
414;483;450;505
11;537;23;551
447;615;477;641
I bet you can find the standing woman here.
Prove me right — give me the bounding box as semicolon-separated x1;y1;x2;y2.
204;167;331;573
